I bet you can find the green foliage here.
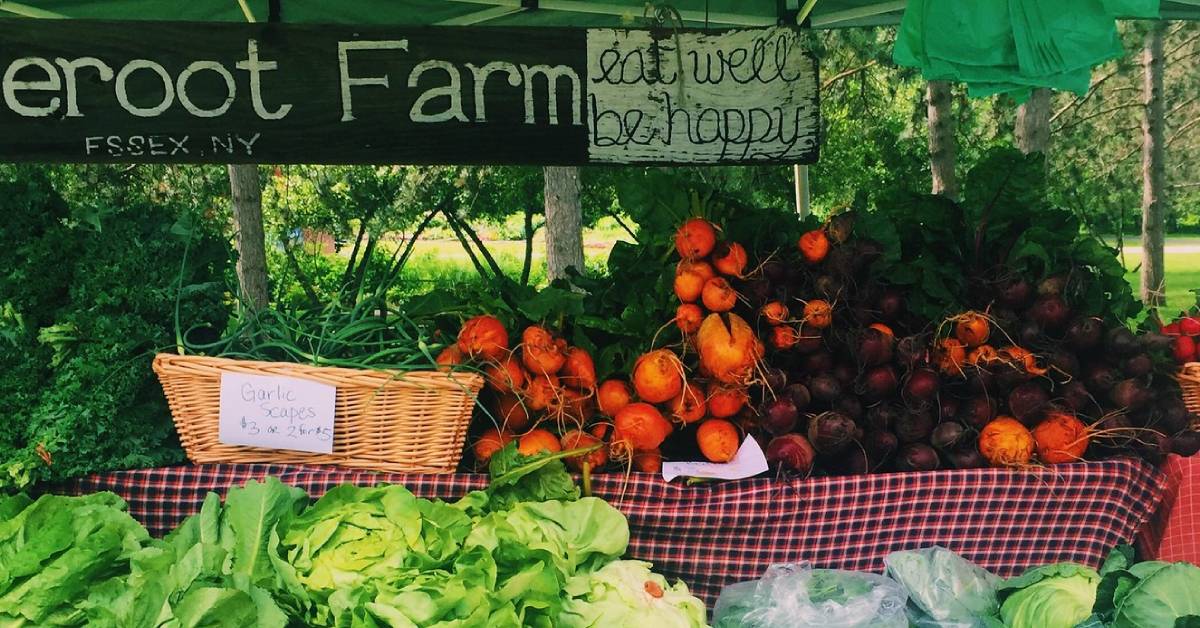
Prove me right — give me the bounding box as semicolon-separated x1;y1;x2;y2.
867;147;1140;322
0;170;230;489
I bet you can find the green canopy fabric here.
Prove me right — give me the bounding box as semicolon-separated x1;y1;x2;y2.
3;0;1198;28
894;0;1159;100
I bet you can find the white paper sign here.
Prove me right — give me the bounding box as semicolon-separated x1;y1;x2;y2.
662;436;769;482
218;372;336;454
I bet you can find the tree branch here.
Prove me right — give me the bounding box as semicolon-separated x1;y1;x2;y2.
1166;95;1199;120
1050;68;1121;123
1052;102;1143;132
1167;115;1200;147
821;60;878;92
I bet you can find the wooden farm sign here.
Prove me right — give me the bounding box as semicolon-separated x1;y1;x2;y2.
0;20;819;165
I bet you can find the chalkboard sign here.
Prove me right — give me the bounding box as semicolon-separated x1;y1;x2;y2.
0;19;819;165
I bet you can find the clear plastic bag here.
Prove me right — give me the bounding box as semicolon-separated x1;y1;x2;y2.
711;562;908;628
884;546;1003;628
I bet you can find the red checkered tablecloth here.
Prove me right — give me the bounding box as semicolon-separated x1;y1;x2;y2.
57;458;1169;604
1139;454;1200;563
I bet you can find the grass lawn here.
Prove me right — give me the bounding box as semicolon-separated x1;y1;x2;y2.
1121;248;1200;314
394;227;1199;312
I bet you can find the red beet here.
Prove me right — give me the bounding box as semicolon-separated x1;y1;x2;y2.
762;367;788;393
1029;295;1071;332
1122;354;1153;378
896;443;940;471
807;411;859;454
867;403;903;431
761;397;800;436
968;370;996;396
815;275;843;298
1158;399;1190;435
1016;320;1043;347
931;421;969;451
1065;317;1103;351
1045;351;1080;382
1085;364;1121;395
786;383;812;410
878;289;906;322
766;434;816;474
895;410;935;444
959;396;996;430
832;363;857;388
794;334;823;354
857;327;894;366
808;374;842;403
896;337;926;370
1171;431;1200;457
1110;379;1150;410
803;352;835;374
1008;382;1050;426
834;396;865;422
1059;380;1095;414
864;430;899;459
861;365;899;400
904;369;941;402
946;448;988;469
838;448;871;475
1105;327;1140;357
939;397;961;422
1138;430;1170;464
998;278;1033;309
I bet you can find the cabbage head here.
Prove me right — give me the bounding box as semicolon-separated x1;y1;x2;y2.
997;563;1099;628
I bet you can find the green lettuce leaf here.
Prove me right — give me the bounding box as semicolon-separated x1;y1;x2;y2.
997;563;1099;628
1112;562;1200;628
484;444;580;512
559;560;708;628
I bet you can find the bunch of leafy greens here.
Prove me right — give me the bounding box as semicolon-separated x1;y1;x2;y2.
0;492;148;626
1079;545;1200;628
84;478;304;628
405;174;812;382
862;147;1140;323
0;169;230;489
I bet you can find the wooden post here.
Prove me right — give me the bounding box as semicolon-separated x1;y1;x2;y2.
1016;88;1052;154
542;166;585;283
1140;23;1167;308
794;164;811;218
228;164;270;309
926;81;959;200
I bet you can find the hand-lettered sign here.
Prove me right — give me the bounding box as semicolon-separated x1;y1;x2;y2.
0;20;819;165
218;372;336;454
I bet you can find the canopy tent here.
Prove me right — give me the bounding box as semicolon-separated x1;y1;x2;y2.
4;0;1200;27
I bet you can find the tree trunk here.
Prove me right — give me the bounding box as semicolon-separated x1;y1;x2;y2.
542;166;584;282
926;81;959;200
1140;23;1167;308
1016;88;1052;154
228;164;270;310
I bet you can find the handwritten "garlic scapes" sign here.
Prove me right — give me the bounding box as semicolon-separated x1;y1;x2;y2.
0;20;818;165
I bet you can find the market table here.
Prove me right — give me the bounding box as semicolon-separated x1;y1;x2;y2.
59;457;1168;605
1139;453;1200;563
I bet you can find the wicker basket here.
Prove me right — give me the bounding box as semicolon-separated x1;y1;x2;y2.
152;353;483;473
1180;363;1200;429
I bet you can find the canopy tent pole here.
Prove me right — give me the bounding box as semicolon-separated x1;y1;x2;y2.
440;0;777;26
810;1;905;28
0;1;65;18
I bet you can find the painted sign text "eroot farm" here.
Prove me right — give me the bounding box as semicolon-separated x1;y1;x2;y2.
0;20;819;165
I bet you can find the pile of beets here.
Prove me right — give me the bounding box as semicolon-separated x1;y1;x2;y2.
691;213;1200;476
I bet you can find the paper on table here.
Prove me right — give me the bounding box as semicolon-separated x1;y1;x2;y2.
662;436;769;481
218;372;336;454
